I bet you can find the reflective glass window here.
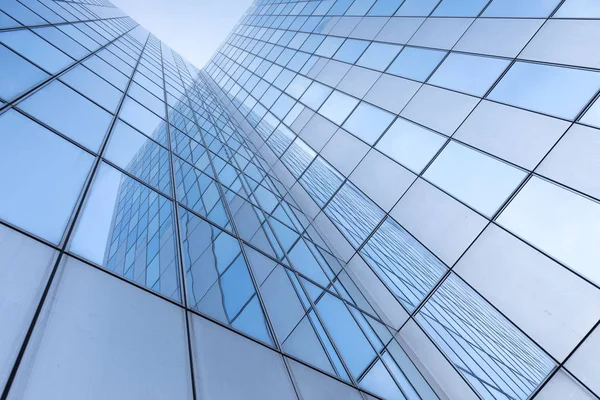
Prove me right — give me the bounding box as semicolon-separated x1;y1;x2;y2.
342;102;395;145
580;96;600;129
33;26;89;60
59;64;122;112
554;0;600;17
433;0;490;16
356;43;402;71
428;53;510;97
498;177;600;285
396;0;441;16
387;46;447;82
315;36;344;58
319;90;359;125
0;29;72;74
69;163;181;301
488;62;600;120
0;44;48;101
18;80;112;152
285;74;311;98
0;110;94;243
333;39;369;64
376;118;446;174
424;141;527;217
119;97;167;144
484;0;562;17
300;82;333;110
368;0;404;15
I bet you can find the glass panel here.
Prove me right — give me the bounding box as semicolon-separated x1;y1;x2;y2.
300;81;333;110
554;0;600;17
119;97;168;145
396;0;441;16
428;53;510;97
319;90;359;125
6;256;192;400
0;44;48;101
424;141;527;217
69;163;181;301
104;121;171;194
59;64;122;112
416;274;555;400
0;29;73;74
433;0;489;16
0;110;93;243
342;102;395;145
484;0;562;17
333;39;370;64
497;177;600;285
18;80;113;152
0;225;57;390
387;46;447;82
376;117;446;174
488;61;600;120
357;42;402;71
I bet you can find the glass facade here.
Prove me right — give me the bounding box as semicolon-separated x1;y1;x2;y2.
0;0;599;399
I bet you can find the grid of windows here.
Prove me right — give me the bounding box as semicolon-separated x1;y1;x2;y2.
1;0;600;399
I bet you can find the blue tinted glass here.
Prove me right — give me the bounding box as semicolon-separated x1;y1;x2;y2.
484;0;562;17
0;29;72;74
300;82;333;110
333;39;370;64
396;0;441;16
1;0;45;25
18;80;113;151
346;0;376;16
70;163;181;301
368;0;403;15
357;42;402;71
315;36;344;57
0;44;48;101
433;0;489;16
319;90;359;125
104;121;171;194
488;61;600;120
119;97;167;144
33;26;89;60
428;53;510;97
60;64;122;112
554;0;600;17
0;10;20;29
342;102;395;145
0;110;93;243
387;46;447;81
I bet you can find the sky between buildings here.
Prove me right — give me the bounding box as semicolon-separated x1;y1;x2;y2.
110;0;253;68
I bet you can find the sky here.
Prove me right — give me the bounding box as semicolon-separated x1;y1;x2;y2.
110;0;253;68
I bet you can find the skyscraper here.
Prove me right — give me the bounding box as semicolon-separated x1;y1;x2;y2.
0;0;599;399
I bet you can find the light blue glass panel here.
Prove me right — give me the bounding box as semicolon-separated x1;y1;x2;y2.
396;0;441;16
428;53;510;97
59;64;122;112
300;82;333;110
488;62;600;120
0;29;72;74
554;0;600;17
416;274;556;400
18;80;112;152
333;39;370;64
0;110;93;243
361;217;447;311
357;43;402;71
315;36;344;58
387;47;447;82
368;0;404;15
69;163;181;301
119;97;167;144
0;44;48;101
433;0;489;16
342;102;395;145
484;0;562;17
424;141;527;217
319;90;359;125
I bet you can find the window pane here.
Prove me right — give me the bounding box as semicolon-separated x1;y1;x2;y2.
488;61;600;120
424;141;527;216
333;39;369;63
69;163;181;301
387;46;447;82
315;36;344;57
18;80;113;152
119;97;167;145
59;64;122;112
484;0;562;17
104;121;171;194
376;117;446;173
498;177;600;285
0;110;93;243
342;102;395;145
0;225;57;391
300;82;333;110
396;0;441;16
319;90;359;125
433;0;489;16
0;29;72;74
428;53;510;97
357;43;402;71
0;44;48;101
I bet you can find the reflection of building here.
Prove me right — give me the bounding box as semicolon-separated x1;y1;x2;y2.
1;1;599;400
